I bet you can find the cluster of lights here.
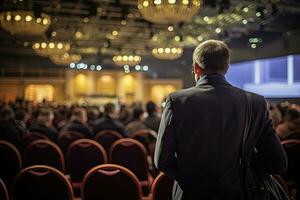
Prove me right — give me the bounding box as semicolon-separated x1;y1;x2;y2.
138;0;202;25
0;11;51;36
113;55;142;66
249;37;263;49
152;47;183;60
49;53;81;65
32;42;70;57
70;63;102;71
123;64;149;73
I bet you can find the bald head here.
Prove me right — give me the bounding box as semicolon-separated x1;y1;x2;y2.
193;40;231;74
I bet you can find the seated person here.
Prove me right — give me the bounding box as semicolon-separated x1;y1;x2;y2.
15;108;30;136
276;108;300;140
61;107;93;138
144;101;161;132
30;108;58;142
126;107;147;137
0;107;22;149
93;103;127;137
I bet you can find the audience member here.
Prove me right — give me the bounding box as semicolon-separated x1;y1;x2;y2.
15;108;30;135
0;107;22;149
144;101;161;132
93;103;127;137
276;108;300;139
30;108;58;142
61;107;93;138
125;107;147;137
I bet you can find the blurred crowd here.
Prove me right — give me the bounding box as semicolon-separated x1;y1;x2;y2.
0;98;299;151
0;99;162;150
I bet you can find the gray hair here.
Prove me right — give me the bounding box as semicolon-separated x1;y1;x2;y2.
193;40;230;73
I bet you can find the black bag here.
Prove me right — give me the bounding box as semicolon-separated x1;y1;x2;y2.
240;92;290;200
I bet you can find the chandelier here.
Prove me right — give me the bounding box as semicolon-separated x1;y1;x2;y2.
113;55;142;66
152;47;183;60
49;53;81;65
32;41;71;57
137;0;202;24
0;11;51;36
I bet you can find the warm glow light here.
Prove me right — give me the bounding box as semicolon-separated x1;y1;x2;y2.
25;15;32;22
14;15;21;21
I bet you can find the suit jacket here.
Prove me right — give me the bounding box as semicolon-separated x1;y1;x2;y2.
154;74;287;200
0;121;23;150
93;115;127;137
30;123;58;142
61;120;93;138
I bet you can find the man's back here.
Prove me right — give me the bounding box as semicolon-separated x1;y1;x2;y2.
155;75;287;199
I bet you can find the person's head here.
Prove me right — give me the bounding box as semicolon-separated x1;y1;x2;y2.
283;109;300;122
15;109;30;123
71;107;88;123
146;101;157;116
37;108;54;127
0;107;15;122
132;107;145;121
193;40;230;81
104;103;118;119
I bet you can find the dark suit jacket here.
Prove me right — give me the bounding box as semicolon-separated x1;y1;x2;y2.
30;123;58;142
0;121;23;150
61;120;93;138
93;115;127;137
154;74;287;200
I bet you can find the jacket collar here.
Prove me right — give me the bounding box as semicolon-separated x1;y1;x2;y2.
195;73;231;87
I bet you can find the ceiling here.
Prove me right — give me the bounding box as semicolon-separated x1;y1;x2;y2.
0;0;300;78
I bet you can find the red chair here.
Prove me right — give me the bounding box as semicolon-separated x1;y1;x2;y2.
58;131;85;156
131;129;157;154
150;173;174;200
94;130;123;154
110;138;153;193
67;139;107;192
0;178;9;200
24;139;65;173
0;141;22;195
22;132;49;148
82;164;143;200
12;165;73;200
281;139;300;198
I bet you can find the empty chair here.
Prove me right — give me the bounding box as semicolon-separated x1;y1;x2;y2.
12;165;73;200
57;131;85;156
151;173;174;200
0;141;22;194
110;138;153;188
22;132;49;148
24;139;65;173
67;139;107;190
94;130;123;154
82;164;142;200
131;129;157;153
0;178;9;200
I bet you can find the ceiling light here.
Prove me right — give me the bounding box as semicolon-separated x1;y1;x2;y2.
168;26;174;31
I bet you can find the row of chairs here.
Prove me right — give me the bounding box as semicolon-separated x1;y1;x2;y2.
0;136;154;197
0;165;173;200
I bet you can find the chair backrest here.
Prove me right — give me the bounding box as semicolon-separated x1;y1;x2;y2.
24;139;65;173
131;129;157;154
82;164;142;200
110;138;149;181
94;130;123;154
22;132;49;148
67;139;107;182
12;165;73;200
0;178;9;200
58;131;85;156
0;141;22;193
281;139;300;183
151;173;174;200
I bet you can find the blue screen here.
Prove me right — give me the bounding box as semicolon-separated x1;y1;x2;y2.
225;55;300;98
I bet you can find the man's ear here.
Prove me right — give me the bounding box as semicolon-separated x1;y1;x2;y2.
194;63;201;75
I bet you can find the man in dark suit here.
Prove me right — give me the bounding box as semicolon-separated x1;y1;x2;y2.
93;103;127;137
154;40;287;200
61;107;93;138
